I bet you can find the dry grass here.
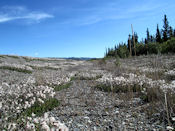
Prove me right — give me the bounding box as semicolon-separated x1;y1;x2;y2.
95;54;175;126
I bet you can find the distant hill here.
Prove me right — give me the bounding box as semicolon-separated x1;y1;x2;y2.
61;57;97;61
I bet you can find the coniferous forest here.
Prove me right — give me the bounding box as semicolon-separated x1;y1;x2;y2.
105;15;175;58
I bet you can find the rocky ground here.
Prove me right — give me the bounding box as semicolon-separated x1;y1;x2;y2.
54;80;161;131
0;54;175;130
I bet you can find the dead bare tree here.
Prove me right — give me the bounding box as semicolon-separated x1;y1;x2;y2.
131;24;136;56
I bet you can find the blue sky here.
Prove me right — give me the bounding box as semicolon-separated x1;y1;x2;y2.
0;0;174;58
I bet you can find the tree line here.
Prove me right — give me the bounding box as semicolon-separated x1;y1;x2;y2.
105;15;175;58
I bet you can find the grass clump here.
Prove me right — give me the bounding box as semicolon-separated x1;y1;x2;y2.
94;83;163;103
45;66;60;70
54;82;72;91
0;66;32;74
0;55;5;58
140;87;162;103
23;98;59;117
71;75;102;81
6;55;19;59
166;74;175;81
94;83;142;93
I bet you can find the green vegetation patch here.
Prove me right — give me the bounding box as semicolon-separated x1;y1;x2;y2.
71;75;102;81
23;57;49;62
105;15;175;59
6;55;19;59
140;87;162;103
94;83;142;93
22;98;59;117
30;65;60;71
165;74;175;81
54;82;72;91
94;83;164;103
44;66;60;70
0;55;5;58
0;66;32;74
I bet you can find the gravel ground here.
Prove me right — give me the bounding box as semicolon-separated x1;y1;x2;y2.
53;80;163;131
0;54;175;130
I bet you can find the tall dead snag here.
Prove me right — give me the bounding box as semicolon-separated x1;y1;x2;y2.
131;24;136;56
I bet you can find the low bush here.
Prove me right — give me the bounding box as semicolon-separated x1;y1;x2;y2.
161;38;175;54
71;75;102;81
94;83;164;104
6;55;19;59
94;83;142;93
0;55;5;58
140;87;163;103
0;66;32;74
54;82;72;91
22;98;59;117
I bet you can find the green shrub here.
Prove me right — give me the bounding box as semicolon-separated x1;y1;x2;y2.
7;55;19;59
0;66;32;74
135;43;147;55
54;82;72;91
161;38;175;54
147;43;160;54
117;44;130;58
140;87;163;103
0;55;5;58
23;98;59;117
94;83;142;93
71;75;102;81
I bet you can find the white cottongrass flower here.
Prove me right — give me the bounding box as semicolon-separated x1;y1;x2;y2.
26;122;35;130
165;69;175;76
32;113;36;117
33;118;39;124
44;112;49;119
38;98;44;103
0;62;33;71
41;122;50;131
167;126;174;130
59;123;69;131
172;117;175;121
0;102;2;109
49;116;56;124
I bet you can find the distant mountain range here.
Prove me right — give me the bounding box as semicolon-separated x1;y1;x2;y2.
60;57;97;60
46;57;98;61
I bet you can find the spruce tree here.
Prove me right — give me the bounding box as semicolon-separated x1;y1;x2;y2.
169;26;173;38
150;35;154;42
127;34;132;56
144;38;148;55
134;32;138;43
146;28;150;43
162;15;170;41
145;38;147;44
156;24;161;43
127;36;130;50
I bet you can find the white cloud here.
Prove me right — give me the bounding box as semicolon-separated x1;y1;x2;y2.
0;15;14;22
24;13;53;20
0;6;54;23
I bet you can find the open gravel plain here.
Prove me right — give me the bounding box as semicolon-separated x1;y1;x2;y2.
0;54;175;130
